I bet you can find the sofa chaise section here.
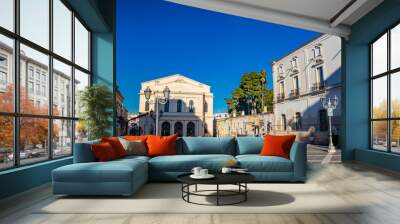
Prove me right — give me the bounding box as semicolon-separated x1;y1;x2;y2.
52;141;149;196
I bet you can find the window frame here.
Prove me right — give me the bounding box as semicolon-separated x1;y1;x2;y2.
369;20;400;154
0;0;92;171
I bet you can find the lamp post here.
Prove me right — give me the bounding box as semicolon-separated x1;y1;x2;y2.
261;77;265;113
321;95;339;153
144;86;170;135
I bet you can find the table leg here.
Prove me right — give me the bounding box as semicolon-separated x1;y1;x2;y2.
245;183;247;201
195;184;198;192
217;184;219;206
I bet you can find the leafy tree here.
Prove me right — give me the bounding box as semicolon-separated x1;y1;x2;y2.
225;70;273;115
372;99;400;143
0;85;59;151
79;84;113;140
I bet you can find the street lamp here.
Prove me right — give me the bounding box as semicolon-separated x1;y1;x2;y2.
261;77;265;113
144;86;170;135
321;95;339;153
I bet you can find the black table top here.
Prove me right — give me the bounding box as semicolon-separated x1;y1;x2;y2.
177;172;255;185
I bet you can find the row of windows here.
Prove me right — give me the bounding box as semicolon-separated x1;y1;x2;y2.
0;0;91;170
145;99;208;113
278;66;324;100
370;22;400;154
277;45;322;74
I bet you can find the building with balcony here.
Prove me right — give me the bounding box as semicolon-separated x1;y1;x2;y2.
272;34;341;144
116;88;129;136
138;74;214;137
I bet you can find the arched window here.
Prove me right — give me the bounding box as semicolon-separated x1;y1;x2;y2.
174;122;183;137
164;101;169;112
281;114;287;131
189;100;194;112
161;122;170;136
204;101;208;113
145;101;149;111
319;109;328;131
187;122;195;136
177;100;182;112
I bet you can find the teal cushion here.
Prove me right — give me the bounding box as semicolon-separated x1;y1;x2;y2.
149;154;235;172
236;155;293;172
178;137;236;155
236;137;263;155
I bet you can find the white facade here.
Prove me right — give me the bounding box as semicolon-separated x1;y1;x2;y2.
138;74;214;137
272;34;341;144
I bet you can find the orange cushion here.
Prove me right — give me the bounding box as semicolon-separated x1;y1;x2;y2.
101;137;127;158
124;135;148;141
146;135;177;157
91;142;117;161
260;134;296;159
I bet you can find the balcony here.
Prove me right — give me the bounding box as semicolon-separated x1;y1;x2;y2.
289;89;300;99
276;93;285;102
311;82;325;94
290;67;299;75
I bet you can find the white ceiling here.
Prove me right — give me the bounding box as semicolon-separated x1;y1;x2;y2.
166;0;384;38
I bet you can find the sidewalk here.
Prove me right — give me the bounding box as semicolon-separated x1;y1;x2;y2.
307;144;342;164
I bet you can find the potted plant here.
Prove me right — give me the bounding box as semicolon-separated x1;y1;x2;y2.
79;84;113;140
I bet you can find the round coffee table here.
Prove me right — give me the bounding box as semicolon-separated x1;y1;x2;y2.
177;173;255;206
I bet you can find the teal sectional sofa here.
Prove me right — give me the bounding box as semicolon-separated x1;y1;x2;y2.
52;137;307;196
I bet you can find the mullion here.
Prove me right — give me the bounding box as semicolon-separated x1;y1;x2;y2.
71;9;76;156
388;29;391;152
13;0;20;167
49;0;54;160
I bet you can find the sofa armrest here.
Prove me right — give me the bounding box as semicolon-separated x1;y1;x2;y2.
73;140;100;163
289;141;307;181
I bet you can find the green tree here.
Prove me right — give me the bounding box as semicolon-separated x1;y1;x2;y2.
79;84;113;140
225;70;273;115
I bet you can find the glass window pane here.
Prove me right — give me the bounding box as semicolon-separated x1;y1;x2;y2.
53;59;72;117
20;0;49;49
372;76;387;119
53;0;72;60
74;69;89;118
20;117;49;165
0;0;14;31
0;34;14;112
391;24;400;70
391;120;400;153
53;119;72;157
372;121;388;151
391;72;400;118
74;18;89;70
20;44;49;115
75;120;88;143
372;33;387;76
0;116;14;170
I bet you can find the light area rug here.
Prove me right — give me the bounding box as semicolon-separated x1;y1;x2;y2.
37;183;361;214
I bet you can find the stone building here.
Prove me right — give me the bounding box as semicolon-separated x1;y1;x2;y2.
272;34;341;145
138;74;213;136
116;88;128;136
214;113;274;137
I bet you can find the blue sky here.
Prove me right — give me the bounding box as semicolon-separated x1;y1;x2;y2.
117;0;319;113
